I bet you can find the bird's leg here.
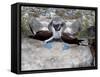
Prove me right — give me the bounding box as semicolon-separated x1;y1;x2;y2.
44;27;55;43
44;36;54;43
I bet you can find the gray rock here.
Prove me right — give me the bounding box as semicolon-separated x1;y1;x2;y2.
21;37;93;70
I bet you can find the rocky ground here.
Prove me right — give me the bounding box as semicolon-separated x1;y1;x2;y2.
21;37;93;71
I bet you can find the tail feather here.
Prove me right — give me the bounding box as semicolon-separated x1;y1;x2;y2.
78;40;84;42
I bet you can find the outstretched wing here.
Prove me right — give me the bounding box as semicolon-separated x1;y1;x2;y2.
28;17;49;36
63;18;82;38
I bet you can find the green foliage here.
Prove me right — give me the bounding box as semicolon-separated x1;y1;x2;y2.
21;15;32;36
78;29;88;38
83;17;89;30
75;11;81;17
56;9;65;17
32;12;39;17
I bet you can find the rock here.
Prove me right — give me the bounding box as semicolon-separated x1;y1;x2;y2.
21;37;93;70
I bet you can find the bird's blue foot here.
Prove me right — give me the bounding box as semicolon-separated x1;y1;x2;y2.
43;42;53;49
62;43;70;50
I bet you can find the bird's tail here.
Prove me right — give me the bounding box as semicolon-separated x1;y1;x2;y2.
78;40;89;46
78;40;84;42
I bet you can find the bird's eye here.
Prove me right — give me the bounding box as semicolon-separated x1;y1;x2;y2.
61;23;64;26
